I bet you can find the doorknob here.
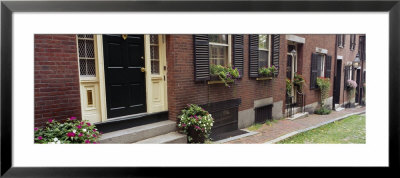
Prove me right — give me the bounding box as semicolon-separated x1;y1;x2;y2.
141;56;144;60
141;67;146;72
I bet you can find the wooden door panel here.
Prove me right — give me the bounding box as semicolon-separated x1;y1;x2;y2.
103;34;146;119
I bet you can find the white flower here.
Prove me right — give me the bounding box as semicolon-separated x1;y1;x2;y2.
53;138;58;142
73;130;76;133
56;140;61;144
83;129;87;132
48;142;55;144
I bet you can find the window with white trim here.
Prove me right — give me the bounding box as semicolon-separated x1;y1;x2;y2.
258;35;271;69
77;34;96;77
209;35;229;66
337;34;345;48
317;54;325;77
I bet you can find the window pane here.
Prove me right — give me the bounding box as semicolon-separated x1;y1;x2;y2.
209;45;228;66
209;35;228;44
77;35;96;77
151;61;160;74
259;51;268;68
259;35;269;50
150;46;159;60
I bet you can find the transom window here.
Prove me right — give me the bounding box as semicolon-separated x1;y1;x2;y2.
209;35;229;67
150;35;160;75
258;35;271;69
77;34;96;77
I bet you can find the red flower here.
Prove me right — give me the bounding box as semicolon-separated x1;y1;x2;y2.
86;123;91;126
38;136;43;140
85;140;90;143
67;132;75;137
78;133;83;137
34;127;38;131
92;134;97;137
76;125;82;129
70;117;77;120
48;119;53;123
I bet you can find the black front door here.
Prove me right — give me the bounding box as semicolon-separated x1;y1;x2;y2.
333;60;342;105
103;35;146;118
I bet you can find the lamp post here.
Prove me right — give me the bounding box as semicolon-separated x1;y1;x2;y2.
352;53;360;68
352;53;361;104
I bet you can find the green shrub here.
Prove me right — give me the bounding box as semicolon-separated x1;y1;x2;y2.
286;78;293;95
314;106;332;115
258;65;276;77
34;117;102;144
316;77;330;107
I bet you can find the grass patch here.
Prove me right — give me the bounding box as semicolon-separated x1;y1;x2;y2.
247;123;263;131
277;114;366;144
265;119;277;126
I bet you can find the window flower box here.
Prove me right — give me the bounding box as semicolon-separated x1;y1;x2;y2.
208;65;240;87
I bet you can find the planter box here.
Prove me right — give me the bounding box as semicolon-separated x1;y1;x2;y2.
208;74;234;85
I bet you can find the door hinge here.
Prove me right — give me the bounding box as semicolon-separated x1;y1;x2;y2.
164;75;165;81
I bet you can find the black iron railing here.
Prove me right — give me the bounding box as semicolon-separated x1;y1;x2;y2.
296;91;305;113
286;95;294;118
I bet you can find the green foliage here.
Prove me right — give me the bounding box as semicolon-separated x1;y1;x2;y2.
293;73;305;91
314;106;332;115
286;78;293;95
248;123;263;131
178;104;214;143
34;117;102;144
316;77;330;106
258;65;276;77
210;64;240;87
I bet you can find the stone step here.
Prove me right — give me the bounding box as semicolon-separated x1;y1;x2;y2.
287;112;309;121
335;107;345;111
99;120;177;143
135;132;187;144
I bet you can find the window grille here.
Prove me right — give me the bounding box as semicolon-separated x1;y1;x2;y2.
77;35;96;77
150;35;160;74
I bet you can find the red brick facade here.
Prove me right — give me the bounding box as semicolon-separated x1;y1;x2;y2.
34;35;81;127
33;34;364;129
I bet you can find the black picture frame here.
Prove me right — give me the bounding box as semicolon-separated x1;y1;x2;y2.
1;0;399;177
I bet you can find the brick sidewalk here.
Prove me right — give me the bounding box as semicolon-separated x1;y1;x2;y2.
224;106;366;144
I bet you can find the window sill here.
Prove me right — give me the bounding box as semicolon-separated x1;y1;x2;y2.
207;80;233;85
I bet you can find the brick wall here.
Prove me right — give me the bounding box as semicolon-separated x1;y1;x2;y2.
34;35;81;127
166;35;286;121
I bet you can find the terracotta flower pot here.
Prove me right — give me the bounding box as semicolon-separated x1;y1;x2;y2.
187;126;206;143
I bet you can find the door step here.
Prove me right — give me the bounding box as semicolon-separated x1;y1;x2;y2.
135;132;187;144
99;120;176;143
335;107;345;111
287;112;309;121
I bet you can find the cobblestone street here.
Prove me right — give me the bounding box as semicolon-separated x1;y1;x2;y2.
224;107;366;144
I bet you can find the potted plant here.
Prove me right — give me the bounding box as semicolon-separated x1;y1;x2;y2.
346;79;358;106
210;64;240;87
177;104;214;143
258;65;277;78
293;73;305;92
34;117;102;144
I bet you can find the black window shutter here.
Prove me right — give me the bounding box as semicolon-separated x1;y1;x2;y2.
193;35;210;81
232;35;244;78
249;34;259;78
337;35;341;47
271;34;280;76
325;55;332;78
310;53;319;89
343;35;346;47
